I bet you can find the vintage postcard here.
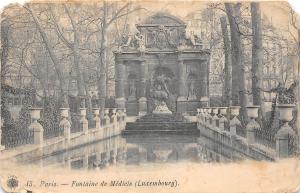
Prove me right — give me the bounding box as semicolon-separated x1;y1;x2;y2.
0;0;300;192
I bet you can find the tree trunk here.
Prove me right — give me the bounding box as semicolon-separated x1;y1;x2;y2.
220;16;232;107
251;2;265;118
225;3;247;122
1;18;9;84
27;5;69;107
98;3;108;109
64;5;86;108
73;25;86;108
297;29;300;135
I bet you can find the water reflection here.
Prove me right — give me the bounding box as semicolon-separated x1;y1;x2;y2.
36;134;245;170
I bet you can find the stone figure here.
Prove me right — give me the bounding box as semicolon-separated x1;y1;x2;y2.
128;81;136;99
151;74;172;114
119;30;145;52
188;80;197;100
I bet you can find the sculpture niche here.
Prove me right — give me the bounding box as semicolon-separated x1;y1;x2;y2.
150;74;172;114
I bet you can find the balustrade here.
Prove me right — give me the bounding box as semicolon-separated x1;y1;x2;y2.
197;103;298;159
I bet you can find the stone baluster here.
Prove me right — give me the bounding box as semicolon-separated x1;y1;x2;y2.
246;106;260;144
59;108;71;143
229;106;241;136
218;107;228;131
29;108;44;146
275;104;296;158
80;108;88;134
93;108;101;130
212;108;219;128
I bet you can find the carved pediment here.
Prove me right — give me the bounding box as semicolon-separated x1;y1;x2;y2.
118;12;204;52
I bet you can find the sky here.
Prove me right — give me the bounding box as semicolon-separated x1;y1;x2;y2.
0;0;300;14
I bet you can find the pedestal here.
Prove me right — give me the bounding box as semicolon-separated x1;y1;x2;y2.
177;96;187;114
138;97;147;116
116;97;126;109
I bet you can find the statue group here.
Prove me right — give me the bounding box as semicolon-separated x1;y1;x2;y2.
150;74;172;114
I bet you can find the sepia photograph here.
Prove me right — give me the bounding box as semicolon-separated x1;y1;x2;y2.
0;0;299;192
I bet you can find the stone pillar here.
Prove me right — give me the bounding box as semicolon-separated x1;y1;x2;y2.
29;108;44;146
111;108;117;136
80;108;88;134
82;154;89;170
59;108;71;143
219;107;228;131
212;108;219;128
110;150;117;165
275;104;296;158
115;60;126;109
117;109;123;133
177;59;187;113
229;106;241;136
139;59;147;116
246;106;260;144
104;108;110;137
93;108;101;130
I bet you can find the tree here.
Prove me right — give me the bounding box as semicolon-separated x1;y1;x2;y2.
24;4;69;107
225;3;247;122
220;16;232;106
251;2;265;119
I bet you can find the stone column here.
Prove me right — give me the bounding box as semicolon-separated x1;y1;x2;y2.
177;59;187;113
29;108;44;146
115;60;126;109
139;59;147;116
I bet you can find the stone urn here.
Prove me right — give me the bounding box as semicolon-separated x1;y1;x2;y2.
93;108;100;116
219;107;228;116
212;108;219;115
80;108;87;117
60;108;69;118
230;106;240;117
29;108;43;121
246;105;260;119
277;104;295;122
